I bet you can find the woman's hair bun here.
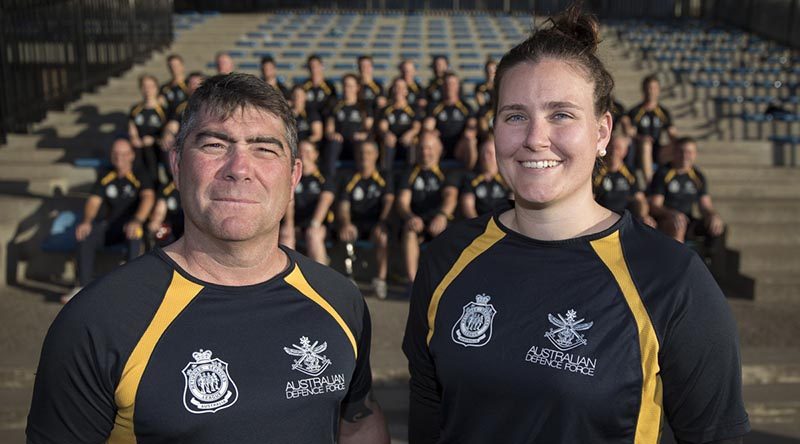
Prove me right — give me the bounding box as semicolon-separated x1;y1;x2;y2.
548;2;601;53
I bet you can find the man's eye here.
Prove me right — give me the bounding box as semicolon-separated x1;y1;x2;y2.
552;112;573;120
202;143;225;150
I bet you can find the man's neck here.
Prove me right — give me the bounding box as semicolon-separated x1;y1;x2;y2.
303;163;318;175
164;225;287;286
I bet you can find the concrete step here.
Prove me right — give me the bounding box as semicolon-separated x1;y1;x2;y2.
711;182;800;198
703;166;800;182
738;245;800;274
750;273;800;303
715;198;800;224
0;148;64;164
728;223;800;247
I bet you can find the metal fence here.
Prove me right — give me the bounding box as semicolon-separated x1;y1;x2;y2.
0;0;173;144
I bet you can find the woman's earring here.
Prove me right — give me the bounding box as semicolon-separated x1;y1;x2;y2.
598;149;607;157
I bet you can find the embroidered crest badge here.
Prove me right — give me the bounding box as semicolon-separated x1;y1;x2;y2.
544;309;594;351
182;349;238;414
284;336;332;376
452;294;497;347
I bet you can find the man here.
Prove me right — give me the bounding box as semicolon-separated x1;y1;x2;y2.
162;71;205;153
215;51;234;75
594;133;656;227
160;54;189;118
474;58;496;108
302;54;338;119
424;72;478;169
459;137;510;218
28;73;389;444
337;141;394;299
425;55;450;106
357;55;386;112
649;136;726;277
61;137;155;303
261;55;290;98
281;139;335;265
396;131;459;285
625;75;677;181
398;59;425;108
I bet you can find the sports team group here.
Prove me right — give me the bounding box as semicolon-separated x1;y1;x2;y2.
65;48;726;303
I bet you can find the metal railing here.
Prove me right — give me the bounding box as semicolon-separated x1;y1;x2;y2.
0;0;173;144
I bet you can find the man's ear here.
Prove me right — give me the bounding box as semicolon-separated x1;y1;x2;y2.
169;148;181;188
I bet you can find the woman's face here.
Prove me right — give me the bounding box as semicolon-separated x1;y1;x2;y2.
141;77;158;99
343;77;359;98
494;59;610;208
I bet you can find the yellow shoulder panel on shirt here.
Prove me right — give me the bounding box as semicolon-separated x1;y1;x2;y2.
101;171;118;186
108;271;204;444
284;265;358;359
426;218;505;345
345;173;363;194
590;231;663;444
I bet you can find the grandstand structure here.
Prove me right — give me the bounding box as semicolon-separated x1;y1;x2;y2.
0;10;798;304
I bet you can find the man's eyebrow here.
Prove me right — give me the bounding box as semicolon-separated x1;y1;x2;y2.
245;136;284;149
195;130;234;143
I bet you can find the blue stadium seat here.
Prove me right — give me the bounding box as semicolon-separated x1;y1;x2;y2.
482;42;502;49
347;41;367;48
402;42;421;48
281;51;304;59
373;42;392;49
290;41;311;48
236;40;257;48
334;62;356;70
237;62;259;70
263;41;284;48
459;63;482;71
273;33;291;39
459;52;480;59
247;32;267;39
429;42;448;49
401;52;423;60
372;52;392;59
276;63;294;70
252;51;274;58
318;41;339;48
227;50;246;58
456;42;476;49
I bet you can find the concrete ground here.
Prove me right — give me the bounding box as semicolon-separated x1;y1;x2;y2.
1;281;798;443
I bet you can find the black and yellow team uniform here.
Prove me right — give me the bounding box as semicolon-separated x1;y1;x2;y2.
628;102;673;163
425;77;445;105
171;101;188;125
380;103;422;167
293;170;336;229
153;181;184;246
474;81;493;107
398;165;459;224
460;172;510;216
294;107;322;143
130;102;168;183
77;168;154;286
303;79;338;119
28;247;373;444
268;80;290;99
339;171;393;240
477;104;495;137
160;81;189;118
610;99;626;128
593;164;641;214
405;79;425;107
323;102;373;180
403;211;749;444
359;79;384;112
427;100;475;159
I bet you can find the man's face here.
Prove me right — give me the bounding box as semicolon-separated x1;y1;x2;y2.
359;59;373;78
356;143;379;172
216;54;234;75
308;59;323;77
434;57;448;76
172;106;301;243
262;61;277;81
644;79;660;102
417;133;442;168
401;61;416;79
168;58;184;78
110;140;135;173
187;75;203;95
445;75;460;100
673;141;697;170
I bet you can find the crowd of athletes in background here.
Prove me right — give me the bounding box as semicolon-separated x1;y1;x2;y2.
64;49;728;302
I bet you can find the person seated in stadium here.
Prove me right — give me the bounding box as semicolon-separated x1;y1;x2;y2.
377;77;422;171
398;59;425;108
260;55;289;98
649;137;726;276
336;140;394;299
396;131;459;285
128;74;168;184
161;71;205;153
424;72;478;169
302;54;338;119
280;140;335;265
624;75;677;182
290;84;323;145
357;55;386;112
146;174;183;248
459;136;510;218
323;73;373;179
425;54;450;105
594;133;656;227
62;138;155;304
160;54;189;119
474;58;496;108
214;51;234;75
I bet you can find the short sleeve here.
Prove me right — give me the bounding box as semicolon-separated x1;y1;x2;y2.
660;256;750;442
135;167;155;191
460;172;477;194
322;175;337;194
696;169;708;196
341;306;373;406
26;303;118;443
444;171;461;189
662;106;673;127
403;250;443;444
90;175;107;197
649;168;668;196
381;170;394;195
307;107;322;124
397;170;413;192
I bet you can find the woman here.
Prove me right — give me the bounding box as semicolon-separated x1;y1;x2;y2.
323;73;373;180
402;6;749;444
377;77;422;171
128;74;168;184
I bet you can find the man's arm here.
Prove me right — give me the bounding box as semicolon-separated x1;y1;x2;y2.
76;196;103;241
699;195;724;236
125;189;155;240
338;392;390;444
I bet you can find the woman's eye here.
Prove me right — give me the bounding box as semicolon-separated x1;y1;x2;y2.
505;114;525;122
553;112;573;120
